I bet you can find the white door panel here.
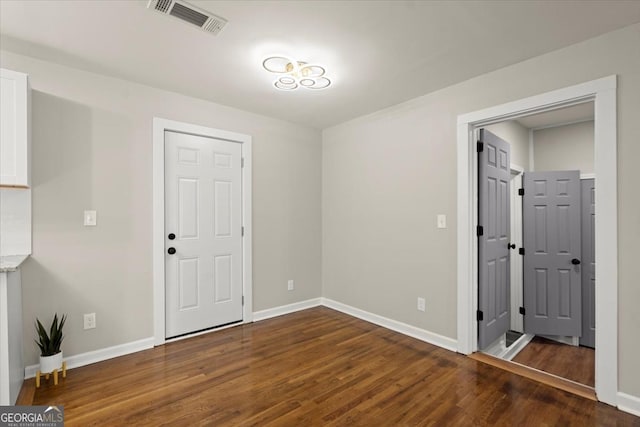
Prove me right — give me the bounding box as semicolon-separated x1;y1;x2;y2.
165;130;243;338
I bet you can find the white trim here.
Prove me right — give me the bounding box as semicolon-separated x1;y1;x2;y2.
24;337;154;379
528;128;535;171
242;142;253;323
617;392;640;418
510;164;524;174
508;170;524;333
322;298;458;352
580;173;596;180
456;77;611;125
481;334;508;358
456;121;478;356
0;273;9;405
503;333;534;361
481;332;534;361
152;118;253;346
456;75;618;406
253;298;323;322
593;83;618;405
20;299;460;380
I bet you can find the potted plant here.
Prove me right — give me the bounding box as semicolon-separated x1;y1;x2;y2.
35;313;66;373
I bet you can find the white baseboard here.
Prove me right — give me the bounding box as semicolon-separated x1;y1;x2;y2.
24;337;154;379
321;298;458;352
618;392;640;417
24;300;639;415
252;297;322;322
23;298;323;379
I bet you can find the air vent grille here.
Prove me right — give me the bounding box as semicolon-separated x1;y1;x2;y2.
154;0;171;13
147;0;227;36
203;17;226;35
169;2;209;27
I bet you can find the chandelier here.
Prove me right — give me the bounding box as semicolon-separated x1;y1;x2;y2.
262;56;331;91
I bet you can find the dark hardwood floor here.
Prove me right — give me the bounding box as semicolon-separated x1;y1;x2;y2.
512;336;595;387
29;307;637;426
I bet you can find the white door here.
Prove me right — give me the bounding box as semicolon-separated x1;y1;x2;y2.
164;130;243;338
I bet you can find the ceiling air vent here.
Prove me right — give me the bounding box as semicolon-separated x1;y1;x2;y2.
147;0;227;35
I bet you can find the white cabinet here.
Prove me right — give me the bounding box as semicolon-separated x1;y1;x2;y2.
0;270;24;405
1;68;30;188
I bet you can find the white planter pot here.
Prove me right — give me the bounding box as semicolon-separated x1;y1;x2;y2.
39;351;63;373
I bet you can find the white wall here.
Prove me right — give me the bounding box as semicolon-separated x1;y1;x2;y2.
323;23;640;397
0;50;323;366
485;120;530;171
533;120;594;173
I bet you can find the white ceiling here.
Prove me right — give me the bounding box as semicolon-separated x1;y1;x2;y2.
516;102;594;130
1;1;639;129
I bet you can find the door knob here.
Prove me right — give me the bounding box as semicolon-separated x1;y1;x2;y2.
571;258;581;265
168;233;176;240
508;243;516;249
167;247;176;255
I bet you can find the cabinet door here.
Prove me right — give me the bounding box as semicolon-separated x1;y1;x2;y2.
1;68;30;187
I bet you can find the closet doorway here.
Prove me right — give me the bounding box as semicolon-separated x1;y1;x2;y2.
479;103;596;388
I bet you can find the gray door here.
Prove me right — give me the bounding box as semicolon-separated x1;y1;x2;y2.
580;179;595;348
478;129;511;349
523;170;581;337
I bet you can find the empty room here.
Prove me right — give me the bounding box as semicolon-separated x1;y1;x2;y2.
1;1;639;425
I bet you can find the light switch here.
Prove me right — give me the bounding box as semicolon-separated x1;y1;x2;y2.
84;210;97;226
437;214;447;229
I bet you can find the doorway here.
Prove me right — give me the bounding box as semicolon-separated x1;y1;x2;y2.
456;76;618;405
478;112;596;387
152;118;253;345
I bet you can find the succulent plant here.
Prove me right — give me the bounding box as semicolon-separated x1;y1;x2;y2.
35;313;66;357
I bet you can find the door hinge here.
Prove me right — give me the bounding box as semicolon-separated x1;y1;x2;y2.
477;141;484;153
241;158;245;168
518;188;524;196
519;248;525;256
476;310;484;322
242;295;244;305
241;226;245;236
476;225;484;237
519;306;525;315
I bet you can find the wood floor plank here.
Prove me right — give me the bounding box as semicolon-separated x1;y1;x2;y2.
29;307;638;426
470;352;596;401
512;336;595;387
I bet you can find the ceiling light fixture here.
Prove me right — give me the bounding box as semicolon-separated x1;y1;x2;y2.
262;56;331;91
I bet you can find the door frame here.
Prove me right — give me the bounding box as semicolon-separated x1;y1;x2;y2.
456;76;617;405
152;117;253;346
509;165;524;334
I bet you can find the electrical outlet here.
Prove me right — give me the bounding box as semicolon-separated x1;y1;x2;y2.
84;313;96;330
287;280;294;291
84;210;97;226
417;297;426;312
